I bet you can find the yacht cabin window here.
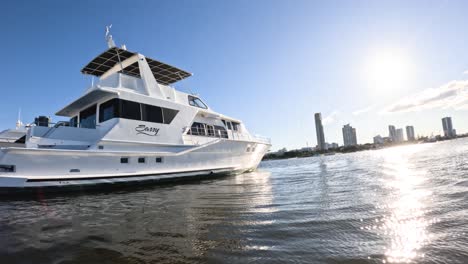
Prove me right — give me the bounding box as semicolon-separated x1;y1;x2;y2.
69;116;78;128
232;122;240;131
99;98;118;123
188;122;228;138
120;100;141;120
142;104;163;123
79;104;97;129
214;125;228;138
98;98;179;124
188;96;208;109
190;122;206;136
221;119;240;131
207;125;215;136
162;108;178;124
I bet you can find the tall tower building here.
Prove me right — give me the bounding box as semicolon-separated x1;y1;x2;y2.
314;113;326;150
388;125;396;142
442;117;456;138
396;128;404;142
342;124;357;147
406;126;415;141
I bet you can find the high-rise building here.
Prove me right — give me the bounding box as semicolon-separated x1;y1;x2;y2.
442;117;456;138
315;113;326;150
406;126;415;141
342;124;357;147
396;128;404;142
388;125;396;142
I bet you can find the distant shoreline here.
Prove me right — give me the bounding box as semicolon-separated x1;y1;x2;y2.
262;135;468;161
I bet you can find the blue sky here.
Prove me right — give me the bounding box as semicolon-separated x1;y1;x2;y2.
1;0;468;150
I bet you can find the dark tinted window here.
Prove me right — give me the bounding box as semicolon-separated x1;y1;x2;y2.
80;104;97;129
70;116;78;127
120;100;141;120
156;157;163;163
96;98;178;125
142;104;163;123
162;108;178;124
120;157;129;163
99;98;119;123
226;121;232;130
138;157;145;163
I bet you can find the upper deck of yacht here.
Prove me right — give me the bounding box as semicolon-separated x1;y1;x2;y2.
81;47;192;86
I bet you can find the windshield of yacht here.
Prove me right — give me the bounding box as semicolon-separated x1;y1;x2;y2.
188;95;208;109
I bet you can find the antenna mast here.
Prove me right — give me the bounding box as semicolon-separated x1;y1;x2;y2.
16;108;23;130
105;24;116;48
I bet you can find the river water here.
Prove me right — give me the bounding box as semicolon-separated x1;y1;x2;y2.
1;139;468;263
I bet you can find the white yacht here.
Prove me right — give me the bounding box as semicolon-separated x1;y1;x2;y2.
0;31;270;190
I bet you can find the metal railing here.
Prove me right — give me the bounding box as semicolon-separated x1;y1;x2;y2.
188;126;228;139
252;135;271;144
187;126;271;144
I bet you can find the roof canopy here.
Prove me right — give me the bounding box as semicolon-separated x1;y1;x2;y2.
81;47;192;85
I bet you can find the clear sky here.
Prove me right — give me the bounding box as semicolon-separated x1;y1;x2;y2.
1;0;468;150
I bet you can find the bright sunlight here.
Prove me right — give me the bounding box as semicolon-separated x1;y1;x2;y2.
364;50;414;91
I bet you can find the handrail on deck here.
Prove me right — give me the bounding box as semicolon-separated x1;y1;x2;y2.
187;126;271;144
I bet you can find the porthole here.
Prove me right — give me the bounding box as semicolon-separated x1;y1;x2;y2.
156;157;163;163
121;157;129;164
138;157;146;163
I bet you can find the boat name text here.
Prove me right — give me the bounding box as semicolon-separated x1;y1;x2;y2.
135;125;160;136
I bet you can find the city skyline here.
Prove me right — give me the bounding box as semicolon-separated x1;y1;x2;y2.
310;114;454;151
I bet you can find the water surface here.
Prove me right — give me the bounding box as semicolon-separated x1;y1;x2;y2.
1;139;468;263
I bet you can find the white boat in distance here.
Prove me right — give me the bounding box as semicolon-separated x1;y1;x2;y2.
0;31;270;190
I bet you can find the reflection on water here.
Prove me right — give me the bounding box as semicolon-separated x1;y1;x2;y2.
2;139;468;263
376;146;433;262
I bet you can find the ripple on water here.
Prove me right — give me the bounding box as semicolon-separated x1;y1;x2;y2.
1;140;468;263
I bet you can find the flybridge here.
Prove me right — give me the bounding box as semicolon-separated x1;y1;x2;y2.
81;47;192;86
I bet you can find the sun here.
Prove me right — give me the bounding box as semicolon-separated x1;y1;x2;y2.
364;50;413;90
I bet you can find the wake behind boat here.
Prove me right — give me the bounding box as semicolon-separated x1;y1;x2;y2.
0;29;271;191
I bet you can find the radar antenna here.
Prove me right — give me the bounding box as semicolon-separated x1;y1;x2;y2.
105;24;116;48
16;108;23;130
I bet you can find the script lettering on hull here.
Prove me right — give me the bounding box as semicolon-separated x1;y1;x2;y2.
135;125;160;136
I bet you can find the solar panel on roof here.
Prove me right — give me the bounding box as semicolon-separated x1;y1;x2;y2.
81;47;192;85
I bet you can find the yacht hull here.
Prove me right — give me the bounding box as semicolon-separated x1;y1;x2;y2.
0;139;269;190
